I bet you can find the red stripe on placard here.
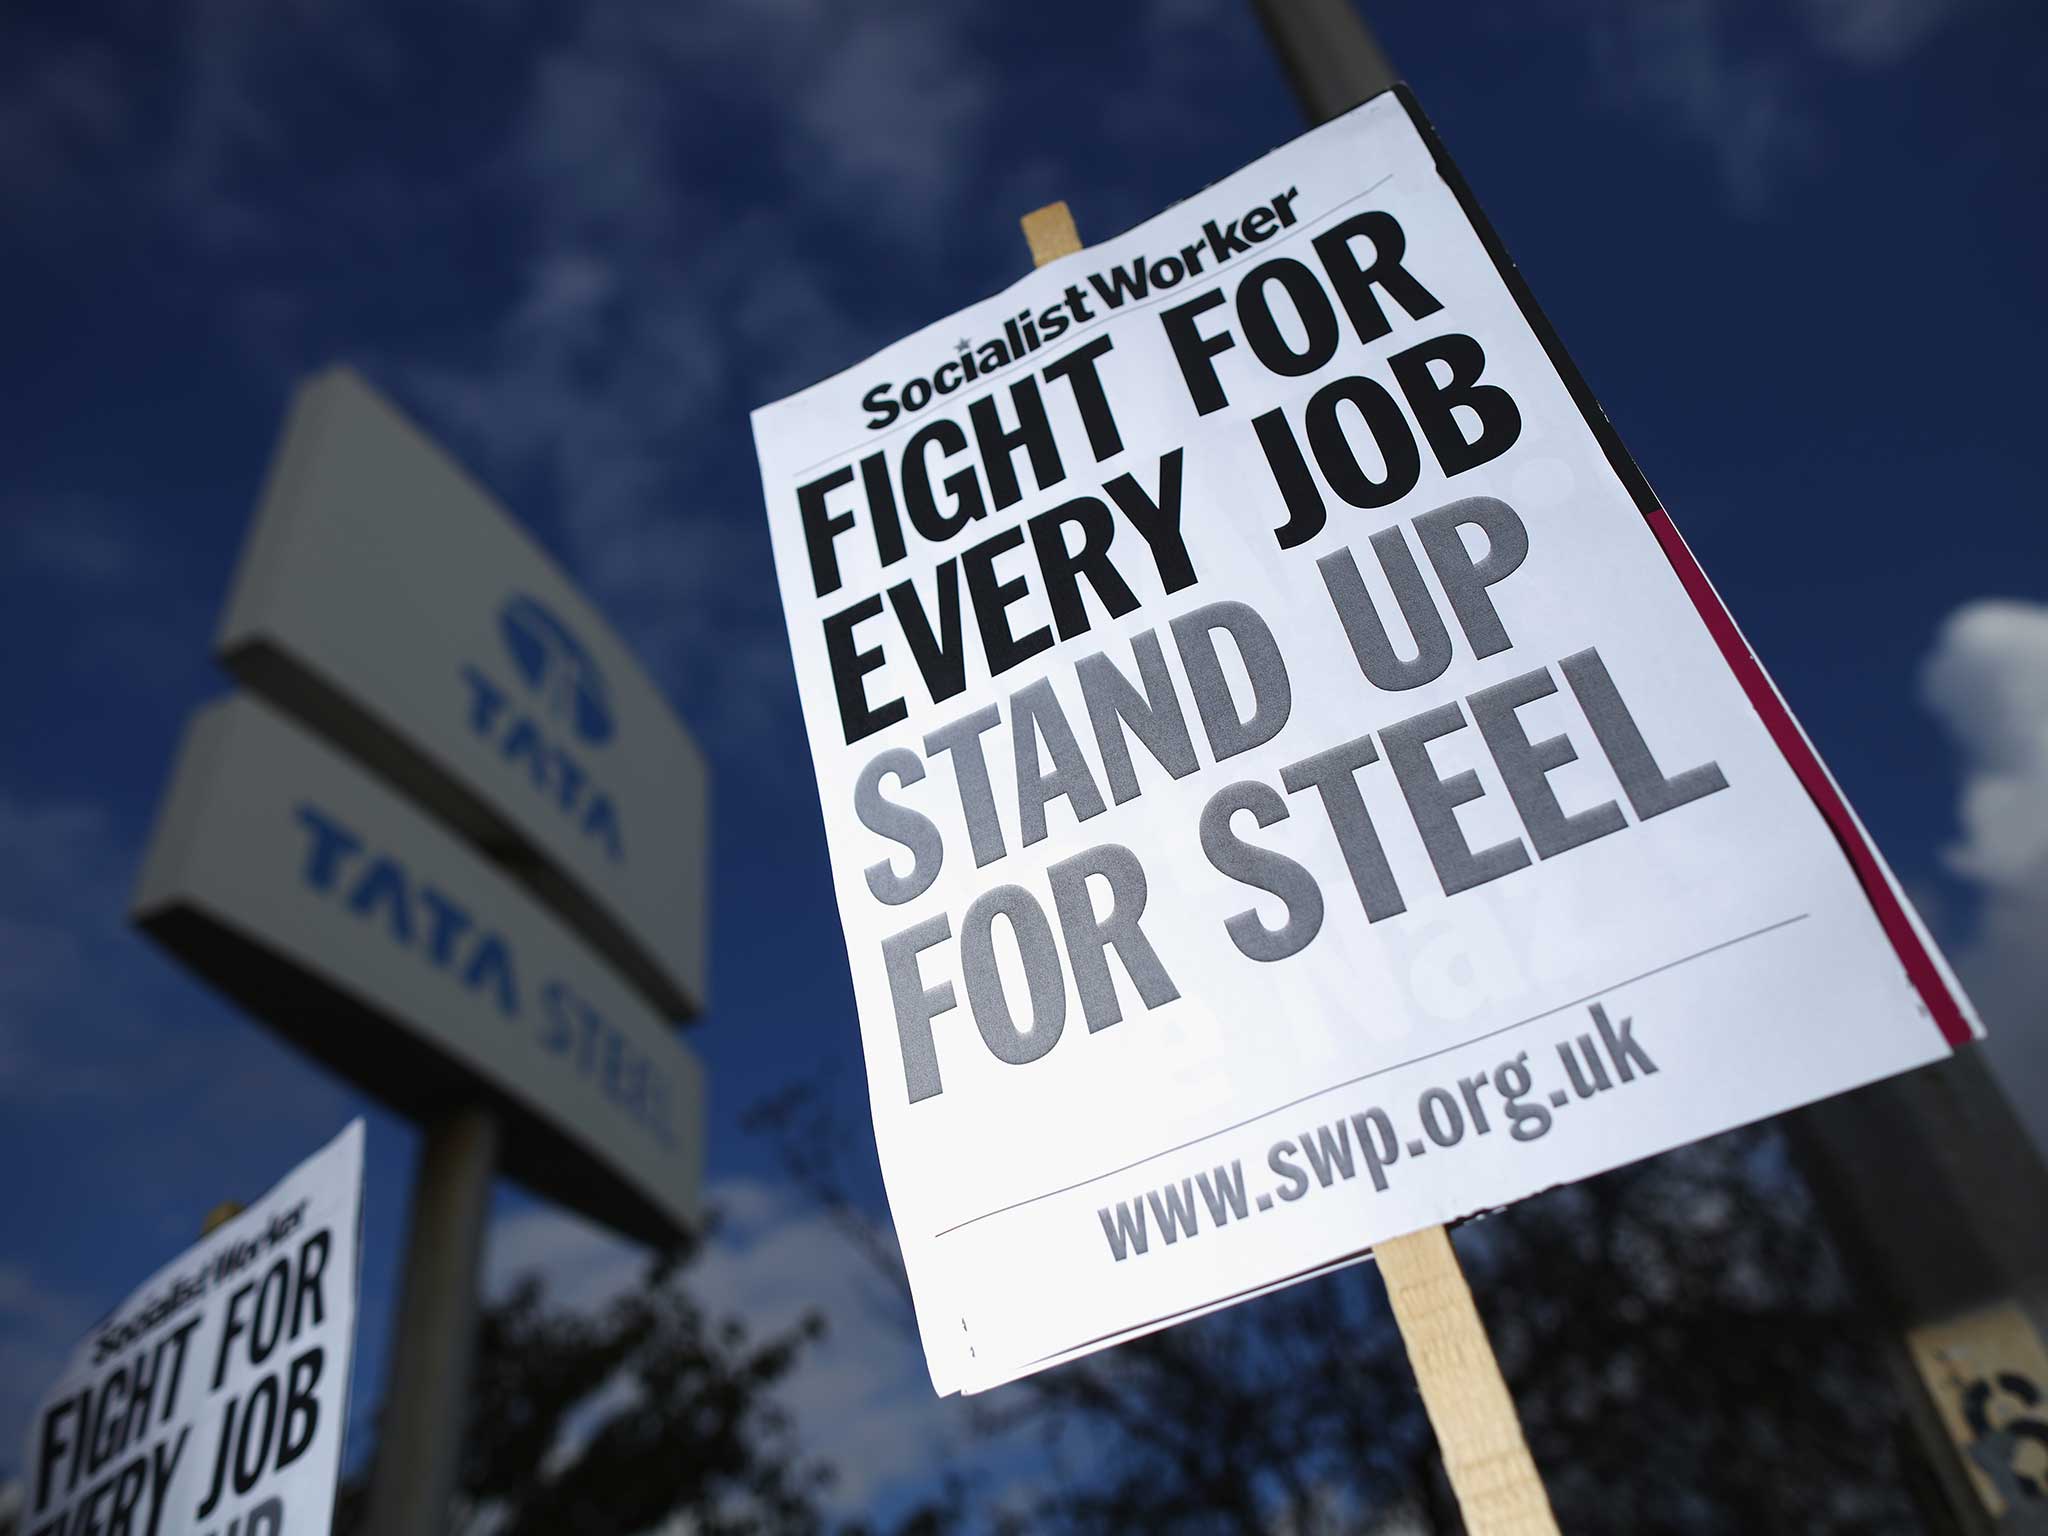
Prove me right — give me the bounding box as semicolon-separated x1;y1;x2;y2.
1641;506;1971;1047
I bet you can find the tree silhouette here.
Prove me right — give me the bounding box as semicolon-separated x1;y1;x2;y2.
326;1096;1939;1535
336;1234;844;1536
751;1082;1936;1535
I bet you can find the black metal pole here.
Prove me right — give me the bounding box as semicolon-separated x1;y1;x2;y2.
1250;0;1396;124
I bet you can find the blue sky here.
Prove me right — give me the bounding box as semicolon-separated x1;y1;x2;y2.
3;0;2045;1520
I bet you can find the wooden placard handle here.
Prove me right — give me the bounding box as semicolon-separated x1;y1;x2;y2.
1018;197;1555;1535
1021;201;1083;266
1378;1225;1561;1534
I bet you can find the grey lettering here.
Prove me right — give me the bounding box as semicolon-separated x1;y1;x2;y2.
856;748;945;905
1171;600;1292;761
1380;702;1532;896
1199;781;1324;961
961;885;1067;1066
1560;647;1728;819
1467;665;1626;859
883;915;957;1103
1048;843;1180;1033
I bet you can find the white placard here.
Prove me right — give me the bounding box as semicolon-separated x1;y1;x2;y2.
750;89;1978;1394
133;693;704;1243
218;366;709;1018
20;1121;363;1536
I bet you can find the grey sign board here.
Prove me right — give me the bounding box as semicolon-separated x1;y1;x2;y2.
133;692;704;1243
217;366;709;1017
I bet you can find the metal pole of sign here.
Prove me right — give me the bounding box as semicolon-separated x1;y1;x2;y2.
365;1105;502;1536
1250;0;1396;121
1250;3;2048;1529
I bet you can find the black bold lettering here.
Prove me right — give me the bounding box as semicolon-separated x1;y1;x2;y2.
1028;496;1139;640
963;526;1055;678
1253;406;1326;549
1103;449;1196;593
1239;258;1340;377
860;451;907;567
823;594;908;745
902;418;987;541
861;383;898;430
276;1347;323;1472
1305;375;1420;509
1160;288;1237;415
1388;333;1522;476
887;559;967;703
1040;335;1124;462
968;378;1064;511
1311;211;1444;345
796;464;857;597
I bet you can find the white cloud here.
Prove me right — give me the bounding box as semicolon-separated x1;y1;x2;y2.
1795;0;1979;65
16;505;149;592
158;0;404;254
1585;0;1979;211
484;1179;1002;1519
1587;0;1821;212
1921;597;2048;1156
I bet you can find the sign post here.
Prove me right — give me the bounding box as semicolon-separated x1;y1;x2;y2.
132;368;713;1534
365;1107;501;1536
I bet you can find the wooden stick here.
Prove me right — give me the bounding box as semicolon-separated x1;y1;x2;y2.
1378;1225;1561;1534
1021;201;1083;266
1018;195;1555;1535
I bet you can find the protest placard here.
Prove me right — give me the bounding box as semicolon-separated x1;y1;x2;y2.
20;1121;363;1536
750;89;1978;1395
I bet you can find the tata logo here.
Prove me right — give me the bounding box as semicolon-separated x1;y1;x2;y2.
499;592;615;747
459;593;625;863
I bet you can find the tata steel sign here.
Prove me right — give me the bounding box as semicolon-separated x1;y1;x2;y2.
217;367;708;1017
133;694;704;1242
